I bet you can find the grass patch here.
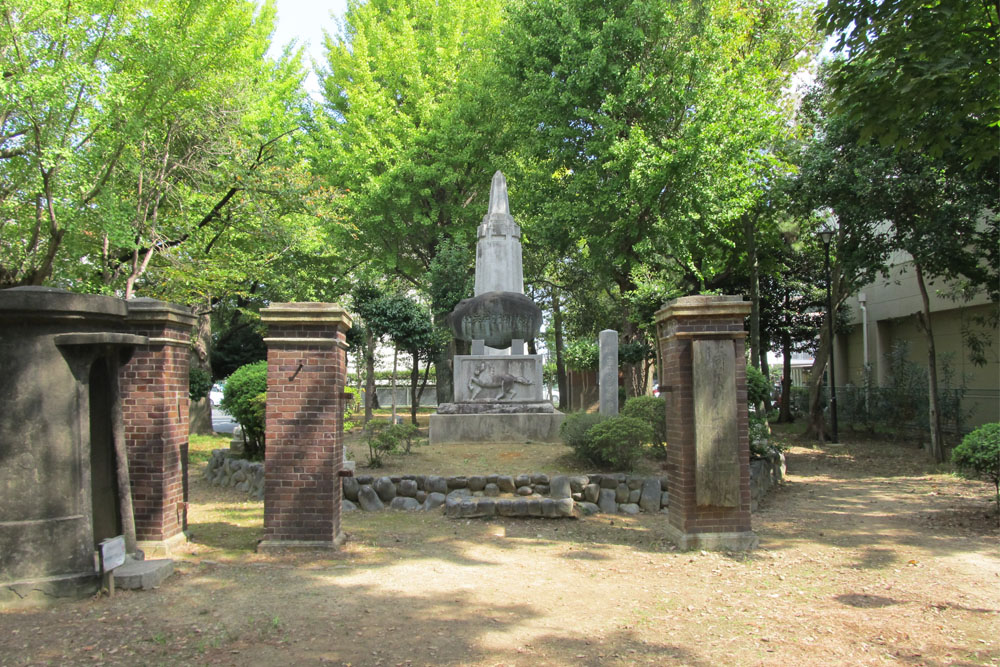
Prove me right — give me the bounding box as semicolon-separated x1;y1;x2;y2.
189;433;231;467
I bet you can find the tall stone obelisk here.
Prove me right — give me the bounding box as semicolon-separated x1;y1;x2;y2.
429;171;564;444
475;171;524;296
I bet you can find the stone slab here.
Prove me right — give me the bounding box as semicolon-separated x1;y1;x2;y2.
663;523;758;551
257;532;348;552
599;329;619;416
113;558;174;590
429;412;564;444
453;354;544;402
437;401;554;415
692;338;740;507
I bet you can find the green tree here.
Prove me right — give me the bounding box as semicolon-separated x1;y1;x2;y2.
496;0;820;395
818;0;999;169
791;80;997;455
315;0;504;286
0;0;329;301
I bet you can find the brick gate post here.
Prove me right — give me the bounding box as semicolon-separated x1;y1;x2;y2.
654;295;756;550
121;299;197;555
258;303;352;551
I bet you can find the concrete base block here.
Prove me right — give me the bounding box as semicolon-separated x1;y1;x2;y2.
664;523;758;551
0;572;98;608
136;531;187;558
257;532;347;553
429;411;565;444
113;558;174;590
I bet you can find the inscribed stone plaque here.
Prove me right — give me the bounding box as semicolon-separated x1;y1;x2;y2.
692;339;740;507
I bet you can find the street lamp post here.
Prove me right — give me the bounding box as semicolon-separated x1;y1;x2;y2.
819;227;838;443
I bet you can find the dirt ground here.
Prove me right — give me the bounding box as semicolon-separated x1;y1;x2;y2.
2;433;998;666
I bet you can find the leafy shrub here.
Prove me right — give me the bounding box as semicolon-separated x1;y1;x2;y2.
583;416;653;470
564;339;599;371
220;361;267;460
361;422;423;467
621;395;667;458
951;422;1000;524
189;366;212;402
746;364;770;408
343;386;361;431
560;412;606;455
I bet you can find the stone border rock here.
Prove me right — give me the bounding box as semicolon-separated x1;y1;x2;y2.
204;450;264;499
203;450;786;517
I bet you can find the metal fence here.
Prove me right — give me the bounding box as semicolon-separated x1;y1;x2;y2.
788;386;998;437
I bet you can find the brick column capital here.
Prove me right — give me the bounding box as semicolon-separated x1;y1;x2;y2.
260;302;352;330
126;299;197;345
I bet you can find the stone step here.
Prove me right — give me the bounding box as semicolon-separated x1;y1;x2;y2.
113;557;173;590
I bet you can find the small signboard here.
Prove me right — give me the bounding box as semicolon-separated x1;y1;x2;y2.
99;536;126;572
98;535;126;597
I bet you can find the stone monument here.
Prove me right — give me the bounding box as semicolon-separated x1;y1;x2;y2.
429;172;564;443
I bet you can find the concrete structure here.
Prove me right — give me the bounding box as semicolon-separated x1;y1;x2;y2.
655;295;756;551
430;172;563;443
839;257;999;429
0;287;147;603
599;330;619;416
121;299;197;556
475;171;524;295
259;302;352;551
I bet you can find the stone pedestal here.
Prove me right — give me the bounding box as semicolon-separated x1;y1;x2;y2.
654;295;756;551
258;303;351;551
121;299;197;555
599;330;618;416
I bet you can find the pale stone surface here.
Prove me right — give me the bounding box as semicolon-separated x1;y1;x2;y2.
428;412;564;444
599;329;619;416
474;171;524;296
693;339;741;507
453;355;545;402
113;558;174;590
639;478;662;512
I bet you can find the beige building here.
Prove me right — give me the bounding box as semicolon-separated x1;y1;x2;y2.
838;254;999;430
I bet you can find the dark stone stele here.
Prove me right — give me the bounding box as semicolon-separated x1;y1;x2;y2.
437;400;554;415
449;291;542;348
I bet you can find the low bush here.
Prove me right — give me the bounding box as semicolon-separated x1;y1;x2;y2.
582;416;653;471
621;395;667;458
951;422;1000;525
746;364;770;408
362;421;422;467
220;361;267;460
560;412;606;457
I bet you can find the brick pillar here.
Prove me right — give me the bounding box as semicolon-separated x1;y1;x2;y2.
654;295;756;551
121;299;197;555
259;303;352;551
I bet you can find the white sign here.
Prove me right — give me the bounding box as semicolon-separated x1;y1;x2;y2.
99;536;126;572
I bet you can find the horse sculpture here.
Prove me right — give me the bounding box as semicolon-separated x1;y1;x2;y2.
468;362;533;400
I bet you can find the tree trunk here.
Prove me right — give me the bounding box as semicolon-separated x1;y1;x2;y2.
778;327;794;423
434;313;454;405
189;302;214;435
364;328;375;423
745;213;762;371
391;347;398;424
552;286;568;411
914;262;945;462
410;351;420;426
802;322;831;442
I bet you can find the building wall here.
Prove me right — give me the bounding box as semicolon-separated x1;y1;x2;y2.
840;261;999;429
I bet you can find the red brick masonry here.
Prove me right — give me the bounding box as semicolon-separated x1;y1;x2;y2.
654;295;756;550
120;299;197;551
259;303;352;550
